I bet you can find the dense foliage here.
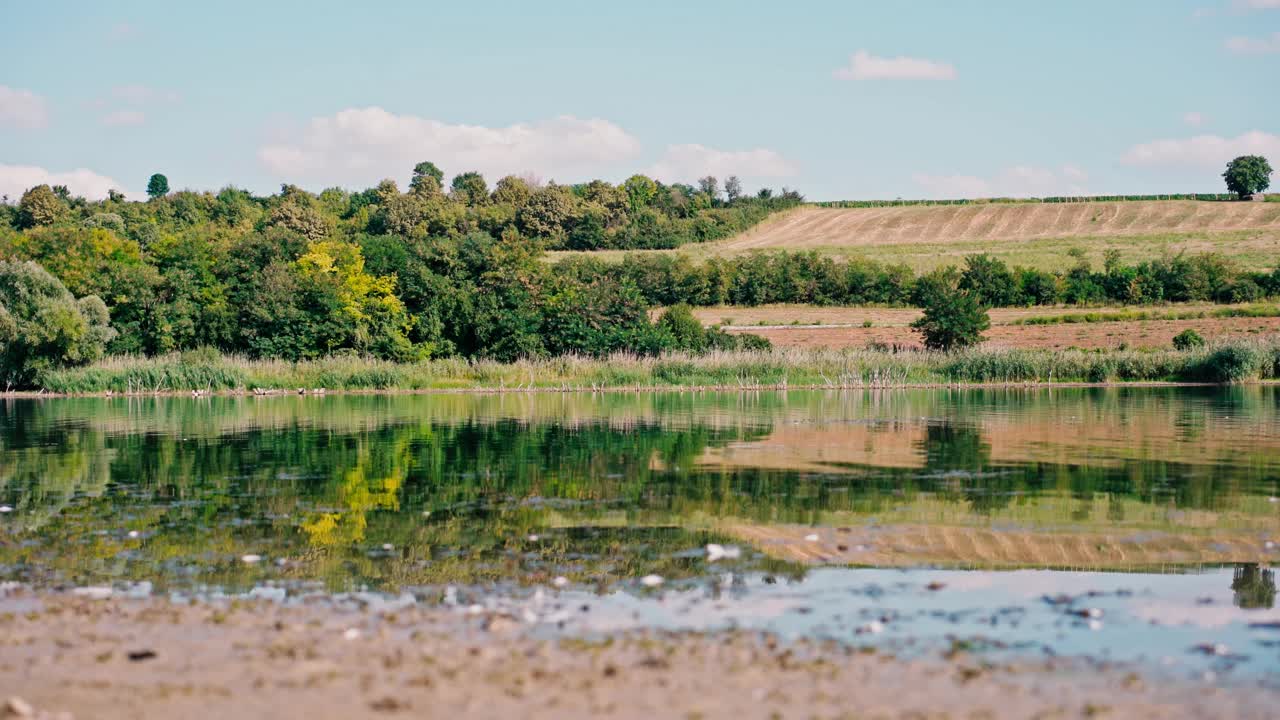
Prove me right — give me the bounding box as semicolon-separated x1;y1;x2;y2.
0;260;116;388
1223;155;1273;199
558;250;1280;309
0;168;794;385
909;268;990;351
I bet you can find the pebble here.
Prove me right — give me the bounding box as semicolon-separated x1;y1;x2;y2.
856;621;884;635
3;697;33;718
804;534;820;542
240;554;262;564
640;574;665;588
705;543;741;562
1193;643;1230;656
343;628;362;640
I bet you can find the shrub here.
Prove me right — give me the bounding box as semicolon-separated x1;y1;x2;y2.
1193;345;1264;383
1172;329;1206;351
911;285;990;351
0;260;117;388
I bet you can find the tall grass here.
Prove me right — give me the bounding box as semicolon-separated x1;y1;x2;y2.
1013;304;1280;326
30;337;1280;395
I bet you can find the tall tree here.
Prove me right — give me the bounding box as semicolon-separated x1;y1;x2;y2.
146;173;170;199
15;185;66;229
1222;155;1272;199
724;176;742;202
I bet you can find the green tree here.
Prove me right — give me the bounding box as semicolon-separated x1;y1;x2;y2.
411;161;444;191
450;172;489;206
146;174;170;199
1222;155;1272;199
16;185;66;229
911;282;990;351
656;303;706;352
959;254;1021;306
623;174;658;212
0;261;116;388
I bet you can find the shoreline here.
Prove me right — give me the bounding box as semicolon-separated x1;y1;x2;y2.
0;379;1255;400
3;591;1275;720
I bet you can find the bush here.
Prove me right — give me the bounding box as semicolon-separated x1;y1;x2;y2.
1193;345;1264;383
1172;329;1206;351
911;285;990;351
0;260;117;388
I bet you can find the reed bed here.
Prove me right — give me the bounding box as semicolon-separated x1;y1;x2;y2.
31;337;1280;395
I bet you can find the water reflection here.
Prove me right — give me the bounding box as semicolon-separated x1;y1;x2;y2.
0;388;1277;593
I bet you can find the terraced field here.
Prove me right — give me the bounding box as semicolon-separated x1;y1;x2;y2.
729;200;1280;250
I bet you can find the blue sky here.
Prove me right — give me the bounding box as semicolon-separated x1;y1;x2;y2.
2;0;1278;201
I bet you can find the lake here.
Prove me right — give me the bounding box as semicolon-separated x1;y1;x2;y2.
2;388;1278;677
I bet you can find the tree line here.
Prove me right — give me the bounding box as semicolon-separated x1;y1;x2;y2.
0;167;796;387
557;249;1280;310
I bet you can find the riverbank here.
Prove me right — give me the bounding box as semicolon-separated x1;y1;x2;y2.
16;339;1280;396
3;591;1275;720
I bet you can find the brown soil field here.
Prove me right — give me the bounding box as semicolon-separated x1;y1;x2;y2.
726;316;1280;350
730;202;1280;250
4;593;1276;720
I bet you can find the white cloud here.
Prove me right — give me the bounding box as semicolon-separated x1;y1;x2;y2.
0;86;49;129
100;110;146;127
1183;111;1207;127
833;50;957;81
913;165;1089;199
647;144;798;184
1225;32;1280;54
0;164;128;202
258;107;643;186
1121;130;1280;168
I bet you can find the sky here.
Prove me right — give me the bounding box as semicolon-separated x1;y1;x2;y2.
1;0;1278;202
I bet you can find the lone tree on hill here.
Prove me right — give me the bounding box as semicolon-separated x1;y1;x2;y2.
1222;155;1271;199
146;173;170;199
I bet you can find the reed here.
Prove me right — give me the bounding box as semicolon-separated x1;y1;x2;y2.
32;338;1280;395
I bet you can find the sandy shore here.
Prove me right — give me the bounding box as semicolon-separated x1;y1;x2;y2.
2;592;1275;720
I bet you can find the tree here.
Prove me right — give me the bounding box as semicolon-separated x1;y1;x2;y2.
1222;155;1272;199
411;161;444;190
697;176;719;201
450;172;489;206
724;176;742;203
959;254;1020;306
623;174;658;212
146;173;170;199
911;282;990;351
15;185;66;229
0;260;117;388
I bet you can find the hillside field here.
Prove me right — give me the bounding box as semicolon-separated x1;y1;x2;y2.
551;199;1280;272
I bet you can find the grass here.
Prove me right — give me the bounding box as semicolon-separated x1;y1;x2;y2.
1013;303;1280;326
29;337;1280;395
549;228;1280;274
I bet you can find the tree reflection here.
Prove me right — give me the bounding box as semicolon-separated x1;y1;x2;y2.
1232;563;1276;609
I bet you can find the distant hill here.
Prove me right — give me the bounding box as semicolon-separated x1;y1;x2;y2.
723;200;1280;250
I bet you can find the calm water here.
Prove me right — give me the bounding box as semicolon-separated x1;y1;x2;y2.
2;388;1278;675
